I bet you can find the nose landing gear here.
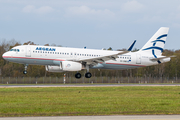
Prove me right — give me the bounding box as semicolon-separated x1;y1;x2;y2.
23;64;28;74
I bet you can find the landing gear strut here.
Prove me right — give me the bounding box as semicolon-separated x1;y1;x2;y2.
85;65;92;78
23;64;28;74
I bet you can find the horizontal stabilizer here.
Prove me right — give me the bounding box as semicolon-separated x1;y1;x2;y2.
150;55;175;62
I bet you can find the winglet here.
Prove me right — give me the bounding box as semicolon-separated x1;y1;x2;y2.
127;40;136;51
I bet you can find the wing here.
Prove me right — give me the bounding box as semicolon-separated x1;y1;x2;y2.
74;40;136;65
75;51;129;65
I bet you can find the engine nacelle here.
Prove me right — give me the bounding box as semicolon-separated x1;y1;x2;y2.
46;65;64;72
46;61;82;72
60;61;82;71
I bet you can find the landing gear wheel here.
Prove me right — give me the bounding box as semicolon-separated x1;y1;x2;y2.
75;73;81;79
85;72;92;78
23;70;27;74
23;64;28;74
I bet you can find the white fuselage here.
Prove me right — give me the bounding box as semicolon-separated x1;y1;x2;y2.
2;45;168;70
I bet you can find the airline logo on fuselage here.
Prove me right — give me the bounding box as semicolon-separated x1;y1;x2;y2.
36;47;56;51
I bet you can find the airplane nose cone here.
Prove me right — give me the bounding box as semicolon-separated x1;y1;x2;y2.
2;53;5;58
2;52;7;60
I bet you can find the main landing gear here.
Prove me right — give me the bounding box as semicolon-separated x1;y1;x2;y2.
75;73;81;79
23;64;28;74
75;65;92;79
85;72;92;78
75;72;92;79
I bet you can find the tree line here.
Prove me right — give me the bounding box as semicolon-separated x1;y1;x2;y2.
0;39;179;78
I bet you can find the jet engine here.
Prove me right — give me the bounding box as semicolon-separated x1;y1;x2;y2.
45;65;64;72
46;61;82;72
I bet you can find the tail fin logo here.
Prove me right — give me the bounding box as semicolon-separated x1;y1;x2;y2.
142;34;167;59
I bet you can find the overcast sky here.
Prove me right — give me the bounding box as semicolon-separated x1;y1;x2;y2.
0;0;180;50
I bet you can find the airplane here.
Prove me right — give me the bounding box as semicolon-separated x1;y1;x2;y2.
2;27;173;79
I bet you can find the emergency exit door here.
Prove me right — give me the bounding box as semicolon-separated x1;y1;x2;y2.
136;54;141;64
26;46;31;57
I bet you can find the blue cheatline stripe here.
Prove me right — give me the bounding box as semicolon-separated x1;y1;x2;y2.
152;49;157;58
158;60;161;64
157;34;167;39
142;47;163;52
152;40;165;44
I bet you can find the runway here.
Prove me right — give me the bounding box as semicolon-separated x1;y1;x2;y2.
0;115;180;120
0;84;180;88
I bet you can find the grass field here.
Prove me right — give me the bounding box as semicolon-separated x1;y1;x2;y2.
0;86;180;117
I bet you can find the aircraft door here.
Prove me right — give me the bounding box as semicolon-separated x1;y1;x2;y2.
26;46;31;57
15;49;18;54
136;54;141;64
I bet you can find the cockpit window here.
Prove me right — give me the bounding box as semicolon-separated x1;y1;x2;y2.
10;49;20;52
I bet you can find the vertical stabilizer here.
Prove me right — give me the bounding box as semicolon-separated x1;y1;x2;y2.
139;27;169;57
